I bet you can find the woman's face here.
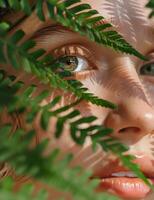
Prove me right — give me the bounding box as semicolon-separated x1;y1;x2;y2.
8;0;154;199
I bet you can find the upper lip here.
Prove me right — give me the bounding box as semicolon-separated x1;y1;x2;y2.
91;159;154;179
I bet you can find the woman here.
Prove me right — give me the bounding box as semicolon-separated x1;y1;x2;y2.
1;0;154;199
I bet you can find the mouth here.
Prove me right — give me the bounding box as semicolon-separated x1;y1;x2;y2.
92;171;154;199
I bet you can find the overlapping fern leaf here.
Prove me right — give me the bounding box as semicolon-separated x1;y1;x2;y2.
0;71;121;199
0;70;120;147
146;0;154;18
0;25;116;109
0;70;153;193
0;0;146;60
0;177;48;200
0;125;120;200
0;0;153;199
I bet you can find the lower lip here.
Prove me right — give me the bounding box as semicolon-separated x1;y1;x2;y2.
97;177;151;199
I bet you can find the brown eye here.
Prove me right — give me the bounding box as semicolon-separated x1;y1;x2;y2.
55;55;89;73
58;56;78;71
140;62;154;76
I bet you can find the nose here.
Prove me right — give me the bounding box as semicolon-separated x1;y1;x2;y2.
104;97;154;141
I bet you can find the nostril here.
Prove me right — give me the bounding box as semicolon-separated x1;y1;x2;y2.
119;127;140;134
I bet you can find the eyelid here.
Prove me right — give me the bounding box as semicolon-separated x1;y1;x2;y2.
51;44;97;70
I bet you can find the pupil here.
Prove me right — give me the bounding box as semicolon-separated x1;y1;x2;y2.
146;65;151;72
61;56;78;71
66;58;73;65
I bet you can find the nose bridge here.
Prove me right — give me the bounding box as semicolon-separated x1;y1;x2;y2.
105;57;151;106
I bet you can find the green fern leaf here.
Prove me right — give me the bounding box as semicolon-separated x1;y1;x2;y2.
0;177;48;200
10;30;25;44
0;72;153;193
146;0;154;18
0;124;120;200
0;22;10;34
46;0;147;60
36;0;45;21
58;0;80;8
20;0;31;15
0;40;6;62
0;30;116;109
20;40;36;51
8;0;21;10
0;0;146;60
67;4;91;14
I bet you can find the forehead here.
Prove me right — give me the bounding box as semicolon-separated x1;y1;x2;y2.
82;0;150;19
82;0;154;52
15;0;153;56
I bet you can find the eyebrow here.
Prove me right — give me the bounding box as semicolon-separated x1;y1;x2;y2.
31;18;112;40
32;23;75;39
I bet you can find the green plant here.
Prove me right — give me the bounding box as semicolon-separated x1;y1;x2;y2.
146;0;154;18
0;0;153;200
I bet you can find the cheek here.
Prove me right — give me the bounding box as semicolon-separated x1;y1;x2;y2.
130;134;154;160
141;78;154;105
11;72;110;169
80;71;108;100
33;89;90;149
33;83;108;169
78;72;112;119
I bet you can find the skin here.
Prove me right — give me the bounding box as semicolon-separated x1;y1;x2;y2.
1;0;154;199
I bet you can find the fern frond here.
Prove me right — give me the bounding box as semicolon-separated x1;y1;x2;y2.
0;177;48;200
0;28;116;109
0;0;31;14
0;1;153;198
146;0;154;18
0;71;112;145
37;0;147;60
0;125;119;200
0;71;153;191
0;0;146;60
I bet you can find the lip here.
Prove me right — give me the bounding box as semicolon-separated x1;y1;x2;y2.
91;159;154;199
96;177;151;199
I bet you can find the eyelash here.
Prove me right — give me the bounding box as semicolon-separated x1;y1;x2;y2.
51;44;97;79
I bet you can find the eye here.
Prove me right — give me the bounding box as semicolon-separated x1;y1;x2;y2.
55;55;89;73
51;44;97;79
140;62;154;76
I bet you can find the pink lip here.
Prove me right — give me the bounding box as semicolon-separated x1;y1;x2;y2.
96;177;151;199
91;157;154;199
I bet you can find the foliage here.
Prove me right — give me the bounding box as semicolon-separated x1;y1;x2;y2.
0;0;153;200
0;125;119;200
146;0;154;18
0;27;116;109
0;177;48;200
0;71;114;145
0;0;147;60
